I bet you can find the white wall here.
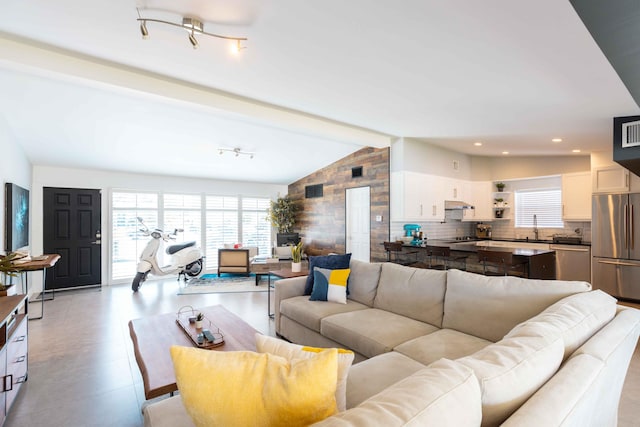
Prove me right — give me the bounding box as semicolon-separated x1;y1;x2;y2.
0;116;32;252
30;165;287;290
471;155;590;180
391;138;473;180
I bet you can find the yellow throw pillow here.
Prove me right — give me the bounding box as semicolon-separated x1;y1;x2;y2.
170;345;338;427
255;334;355;411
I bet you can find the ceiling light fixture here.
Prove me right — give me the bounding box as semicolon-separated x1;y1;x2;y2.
474;142;483;146
136;8;247;52
218;147;254;159
502;151;509;155
572;149;581;153
552;138;563;143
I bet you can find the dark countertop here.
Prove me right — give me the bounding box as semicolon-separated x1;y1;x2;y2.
407;240;555;257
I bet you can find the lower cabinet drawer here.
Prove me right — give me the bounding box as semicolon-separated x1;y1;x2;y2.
5;317;27;411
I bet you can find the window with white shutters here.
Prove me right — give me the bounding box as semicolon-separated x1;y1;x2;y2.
515;189;564;228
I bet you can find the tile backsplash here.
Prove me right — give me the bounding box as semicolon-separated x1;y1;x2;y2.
390;219;591;242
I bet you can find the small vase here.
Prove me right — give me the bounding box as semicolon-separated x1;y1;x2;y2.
291;262;302;273
194;320;203;329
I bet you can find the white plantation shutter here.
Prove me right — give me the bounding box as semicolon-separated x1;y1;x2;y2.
515;189;564;228
241;197;271;257
206;196;239;270
111;192;158;281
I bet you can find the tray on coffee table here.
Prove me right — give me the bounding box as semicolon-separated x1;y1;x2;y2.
175;306;225;349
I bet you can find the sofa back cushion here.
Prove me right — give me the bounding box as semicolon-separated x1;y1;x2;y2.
458;333;564;427
505;290;617;361
443;269;591;342
312;358;482;427
374;263;447;327
347;259;383;307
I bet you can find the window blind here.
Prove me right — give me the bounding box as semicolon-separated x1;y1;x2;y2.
515;189;564;228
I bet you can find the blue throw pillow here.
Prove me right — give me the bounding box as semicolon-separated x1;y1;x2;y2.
303;253;352;295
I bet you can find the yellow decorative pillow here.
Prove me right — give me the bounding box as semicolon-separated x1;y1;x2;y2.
170;345;338;427
255;333;355;411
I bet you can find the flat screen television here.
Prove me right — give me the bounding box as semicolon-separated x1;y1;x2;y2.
276;233;300;247
5;183;29;252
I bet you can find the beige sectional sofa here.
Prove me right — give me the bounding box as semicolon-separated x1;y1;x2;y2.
143;260;640;427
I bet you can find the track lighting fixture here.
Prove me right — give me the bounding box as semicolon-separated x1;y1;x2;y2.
218;147;254;159
136;8;247;52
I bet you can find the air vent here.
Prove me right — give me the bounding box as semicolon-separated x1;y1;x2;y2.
352;166;363;178
622;120;640;148
305;184;323;198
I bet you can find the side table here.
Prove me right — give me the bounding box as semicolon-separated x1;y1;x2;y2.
9;254;61;320
268;268;309;318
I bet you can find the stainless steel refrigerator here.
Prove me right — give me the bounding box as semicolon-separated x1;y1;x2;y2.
592;193;640;300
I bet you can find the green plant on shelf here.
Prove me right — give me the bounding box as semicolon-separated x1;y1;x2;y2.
496;182;506;192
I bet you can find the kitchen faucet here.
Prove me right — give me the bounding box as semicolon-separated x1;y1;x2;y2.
533;214;539;241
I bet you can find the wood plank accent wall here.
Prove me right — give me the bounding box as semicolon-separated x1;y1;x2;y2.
288;147;390;262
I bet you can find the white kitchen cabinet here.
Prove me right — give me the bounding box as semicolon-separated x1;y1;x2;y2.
463;181;493;222
592;165;629;193
390;171;445;221
562;172;591;221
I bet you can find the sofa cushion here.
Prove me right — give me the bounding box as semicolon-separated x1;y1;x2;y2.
280;296;368;332
458;333;564;427
170;345;339;427
305;253;352;295
374;263;447;327
505;290;617;360
347;259;383;307
394;328;493;365
255;334;355;412
312;359;482;427
345;351;426;408
310;267;350;304
443;269;591;342
321;308;439;358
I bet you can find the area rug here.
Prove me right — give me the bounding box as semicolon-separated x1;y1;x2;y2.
178;273;270;295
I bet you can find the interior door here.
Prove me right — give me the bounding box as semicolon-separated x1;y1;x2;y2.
43;187;101;290
346;186;370;262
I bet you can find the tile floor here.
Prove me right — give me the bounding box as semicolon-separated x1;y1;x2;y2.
4;279;640;427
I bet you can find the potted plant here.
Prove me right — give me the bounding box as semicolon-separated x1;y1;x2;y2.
496;182;506;192
290;241;303;272
195;312;204;329
0;253;19;296
268;196;298;233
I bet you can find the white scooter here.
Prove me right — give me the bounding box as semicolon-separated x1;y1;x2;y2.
132;217;203;292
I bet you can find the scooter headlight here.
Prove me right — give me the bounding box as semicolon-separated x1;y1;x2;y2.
151;231;161;239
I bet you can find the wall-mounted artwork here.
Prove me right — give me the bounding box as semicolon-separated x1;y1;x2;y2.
4;183;29;252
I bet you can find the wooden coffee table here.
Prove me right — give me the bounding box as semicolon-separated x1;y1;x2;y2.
128;304;259;399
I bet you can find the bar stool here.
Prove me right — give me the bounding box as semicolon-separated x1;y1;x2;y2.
384;241;420;266
425;245;467;270
477;249;527;277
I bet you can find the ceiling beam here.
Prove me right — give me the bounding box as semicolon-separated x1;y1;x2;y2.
0;33;391;149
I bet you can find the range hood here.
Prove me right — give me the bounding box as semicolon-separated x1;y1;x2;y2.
444;200;475;210
614;116;640;178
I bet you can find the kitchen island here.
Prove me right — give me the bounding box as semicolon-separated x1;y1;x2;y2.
407;240;556;279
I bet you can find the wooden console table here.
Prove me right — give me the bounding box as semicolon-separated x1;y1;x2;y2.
9;254;60;320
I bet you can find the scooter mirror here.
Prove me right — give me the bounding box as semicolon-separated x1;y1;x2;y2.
137;216;144;223
176;228;184;233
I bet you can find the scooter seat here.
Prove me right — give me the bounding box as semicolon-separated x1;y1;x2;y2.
166;241;196;255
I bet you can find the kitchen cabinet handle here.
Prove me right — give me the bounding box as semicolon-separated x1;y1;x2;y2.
15;375;26;384
15;355;25;363
549;246;589;252
14;335;25;342
432;205;437;216
4;375;12;392
597;260;640;267
420;204;423;216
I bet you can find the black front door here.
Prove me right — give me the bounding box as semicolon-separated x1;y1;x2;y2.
43;187;101;290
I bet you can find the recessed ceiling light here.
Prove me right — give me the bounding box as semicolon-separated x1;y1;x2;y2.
572;149;581;153
552;138;563;143
474;142;483;146
502;151;509;155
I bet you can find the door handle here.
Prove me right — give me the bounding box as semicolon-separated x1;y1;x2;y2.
597;260;640;267
91;240;101;245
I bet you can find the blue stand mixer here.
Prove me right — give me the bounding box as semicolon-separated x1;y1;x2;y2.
403;224;423;245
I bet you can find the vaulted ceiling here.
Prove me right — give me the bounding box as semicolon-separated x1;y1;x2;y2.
0;1;638;184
